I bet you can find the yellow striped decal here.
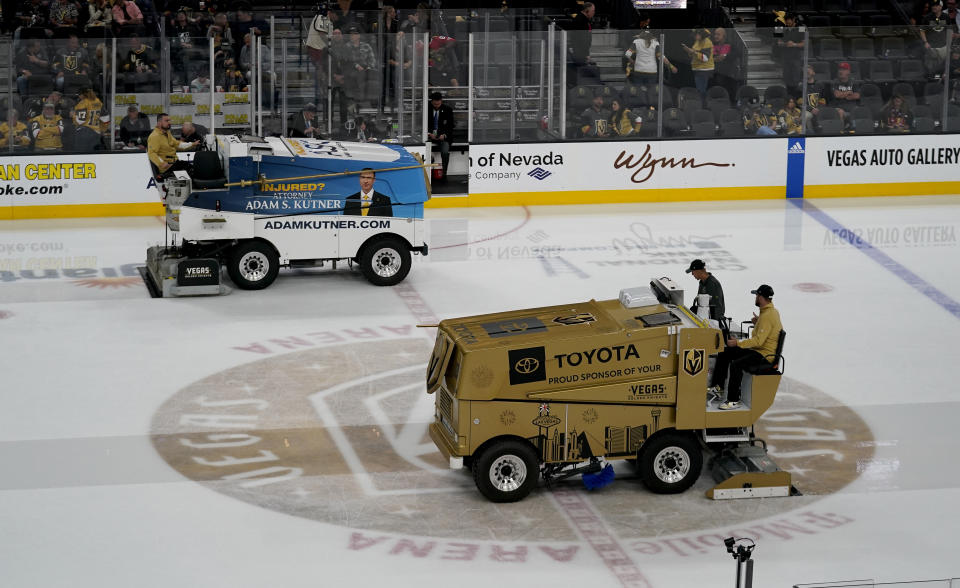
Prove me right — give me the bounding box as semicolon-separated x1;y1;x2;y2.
804;182;960;198
426;186;786;208
5;202;165;220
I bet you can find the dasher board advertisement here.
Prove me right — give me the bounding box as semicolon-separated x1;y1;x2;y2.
804;135;960;197
1;152;159;218
467;139;787;201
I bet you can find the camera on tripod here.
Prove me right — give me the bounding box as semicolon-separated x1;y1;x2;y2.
723;537;756;588
724;536;755;562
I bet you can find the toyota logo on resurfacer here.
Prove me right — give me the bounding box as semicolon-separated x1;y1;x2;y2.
515;357;540;374
508;346;546;385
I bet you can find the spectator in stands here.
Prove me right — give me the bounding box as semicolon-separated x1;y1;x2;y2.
328;29;350;124
340;26;377;111
170;10;203;80
375;4;401;107
207;12;235;50
73;87;108;137
776;13;805;95
777;96;802;134
53;34;90;92
711;27;741;101
192;0;217;28
190;72;211;93
119;104;151;149
18;0;51;32
179;121;204;146
148;112;198;177
119;35;159;92
137;0;159;30
0;110;32;148
427;35;459;87
580;89;611;138
742;96;778;135
26;91;64;119
231;7;268;55
880;94;912;132
625;30;677;87
15;40;52;97
803;65;826;129
828;62;859;121
305;7;332;81
347;116;379;142
568;2;600;86
912;0;933;25
86;0;113;31
221;58;249;92
427;91;454;178
921;1;954;68
608;97;637;137
288;103;322;138
683;28;714;97
112;0;144;36
90;42;109;92
48;0;79;30
398;3;428;36
239;32;273;84
122;33;157;73
30;102;64;150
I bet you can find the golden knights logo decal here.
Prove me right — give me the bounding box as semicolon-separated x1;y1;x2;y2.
682;348;705;377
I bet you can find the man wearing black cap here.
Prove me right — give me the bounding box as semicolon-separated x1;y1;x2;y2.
428;91;454;180
686;259;725;323
709;284;782;410
289;103;321;138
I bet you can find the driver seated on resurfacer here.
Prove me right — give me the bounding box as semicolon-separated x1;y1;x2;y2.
148;112;199;180
708;284;783;410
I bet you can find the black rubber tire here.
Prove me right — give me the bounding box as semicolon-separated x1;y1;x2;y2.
638;431;703;494
227;241;279;290
472;440;539;503
359;237;411;286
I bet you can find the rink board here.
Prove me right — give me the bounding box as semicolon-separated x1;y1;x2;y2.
2;135;959;219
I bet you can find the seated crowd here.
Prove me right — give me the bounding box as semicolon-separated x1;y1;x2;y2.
3;0;270;151
567;4;960;138
3;0;960;152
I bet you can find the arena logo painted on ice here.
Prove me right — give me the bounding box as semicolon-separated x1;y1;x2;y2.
150;325;873;577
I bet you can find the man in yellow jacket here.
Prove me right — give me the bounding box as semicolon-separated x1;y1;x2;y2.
30;103;64;150
0;110;31;147
147;112;199;177
709;284;783;410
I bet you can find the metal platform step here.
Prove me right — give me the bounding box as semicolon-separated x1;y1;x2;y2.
703;427;751;443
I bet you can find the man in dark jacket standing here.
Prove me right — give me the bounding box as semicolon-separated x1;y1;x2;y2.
686;258;726;323
427;91;454;180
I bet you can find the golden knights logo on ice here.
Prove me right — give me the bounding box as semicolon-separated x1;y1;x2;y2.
682;348;705;377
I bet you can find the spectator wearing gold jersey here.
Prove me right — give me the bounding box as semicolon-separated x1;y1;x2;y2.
30;102;64;150
0;110;31;148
